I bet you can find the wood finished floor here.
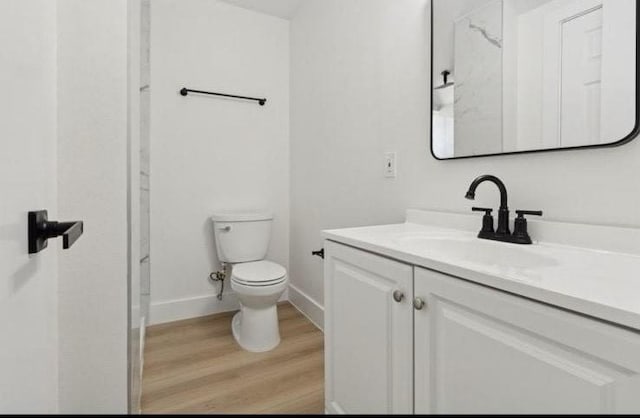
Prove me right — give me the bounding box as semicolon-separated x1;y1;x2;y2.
141;303;324;414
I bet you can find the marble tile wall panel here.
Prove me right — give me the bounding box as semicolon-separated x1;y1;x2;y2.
454;1;504;156
140;0;151;301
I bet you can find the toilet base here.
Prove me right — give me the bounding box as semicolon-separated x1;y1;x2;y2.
231;306;281;353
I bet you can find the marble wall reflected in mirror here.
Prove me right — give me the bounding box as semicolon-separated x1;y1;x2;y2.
431;0;639;159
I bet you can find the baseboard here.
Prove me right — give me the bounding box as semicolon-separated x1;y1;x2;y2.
149;293;240;325
149;291;289;326
288;284;324;331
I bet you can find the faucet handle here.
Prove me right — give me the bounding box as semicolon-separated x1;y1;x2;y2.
472;207;494;239
512;210;543;245
516;210;543;218
472;207;493;215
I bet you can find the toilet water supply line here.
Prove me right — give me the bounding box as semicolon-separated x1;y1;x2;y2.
209;262;228;300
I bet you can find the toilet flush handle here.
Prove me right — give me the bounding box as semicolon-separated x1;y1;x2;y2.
218;225;232;232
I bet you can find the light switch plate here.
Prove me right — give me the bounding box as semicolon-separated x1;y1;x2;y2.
384;152;397;178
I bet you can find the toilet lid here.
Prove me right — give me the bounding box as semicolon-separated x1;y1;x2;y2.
232;261;287;284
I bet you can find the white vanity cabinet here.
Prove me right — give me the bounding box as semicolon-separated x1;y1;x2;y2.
414;267;640;414
324;242;640;414
324;241;413;414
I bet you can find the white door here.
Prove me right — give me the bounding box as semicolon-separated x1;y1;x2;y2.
542;0;637;147
414;267;640;414
324;241;413;414
560;5;603;146
0;1;60;413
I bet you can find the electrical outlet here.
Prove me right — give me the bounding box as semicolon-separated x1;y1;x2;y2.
384;152;397;178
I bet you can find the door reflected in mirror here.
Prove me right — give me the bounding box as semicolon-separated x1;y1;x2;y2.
431;0;639;159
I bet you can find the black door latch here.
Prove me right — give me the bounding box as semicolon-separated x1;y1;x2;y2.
28;210;84;254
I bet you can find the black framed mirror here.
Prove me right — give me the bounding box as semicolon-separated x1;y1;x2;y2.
430;0;640;160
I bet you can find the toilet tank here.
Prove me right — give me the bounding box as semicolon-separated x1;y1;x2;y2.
211;211;273;263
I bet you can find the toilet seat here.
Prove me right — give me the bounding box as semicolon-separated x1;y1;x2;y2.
231;260;287;287
233;277;286;287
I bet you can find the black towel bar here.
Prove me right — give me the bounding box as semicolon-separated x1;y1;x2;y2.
180;87;266;106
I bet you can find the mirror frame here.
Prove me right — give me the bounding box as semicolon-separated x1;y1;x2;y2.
430;1;640;161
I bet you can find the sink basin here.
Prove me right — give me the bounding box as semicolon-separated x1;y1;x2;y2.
398;236;559;271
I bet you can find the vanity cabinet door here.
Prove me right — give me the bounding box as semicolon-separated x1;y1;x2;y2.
324;241;413;414
414;267;640;414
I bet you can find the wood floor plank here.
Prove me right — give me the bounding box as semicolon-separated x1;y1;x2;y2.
143;331;322;393
141;302;324;414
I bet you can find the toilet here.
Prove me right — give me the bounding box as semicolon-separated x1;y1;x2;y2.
211;211;288;353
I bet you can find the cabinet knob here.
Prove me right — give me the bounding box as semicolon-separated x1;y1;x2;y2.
413;297;426;310
392;290;405;303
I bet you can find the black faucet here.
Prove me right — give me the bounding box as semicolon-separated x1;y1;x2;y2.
465;175;510;236
465;175;542;245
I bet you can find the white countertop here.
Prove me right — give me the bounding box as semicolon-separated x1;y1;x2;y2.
323;210;640;331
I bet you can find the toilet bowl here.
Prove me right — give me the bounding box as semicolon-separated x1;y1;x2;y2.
230;260;288;352
211;211;288;353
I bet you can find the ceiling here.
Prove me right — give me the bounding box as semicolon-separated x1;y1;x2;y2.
220;0;304;20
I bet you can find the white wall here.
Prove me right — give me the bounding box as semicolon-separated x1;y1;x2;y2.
0;1;59;412
150;0;290;324
290;0;640;328
57;0;129;413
